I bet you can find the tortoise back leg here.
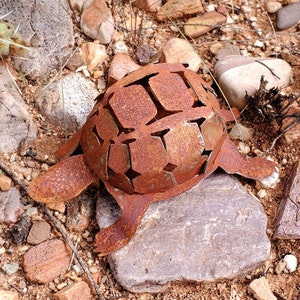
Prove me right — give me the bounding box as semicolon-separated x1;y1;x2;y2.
208;136;276;179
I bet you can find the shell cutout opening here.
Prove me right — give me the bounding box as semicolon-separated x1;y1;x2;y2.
150;129;171;149
145;88;182;126
163;162;177;172
189;118;207;130
103;102;135;136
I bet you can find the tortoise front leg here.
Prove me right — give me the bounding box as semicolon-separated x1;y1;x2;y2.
94;186;152;255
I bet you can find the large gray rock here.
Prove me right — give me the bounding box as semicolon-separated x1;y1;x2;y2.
0;0;74;79
0;66;36;153
35;73;99;131
97;173;271;293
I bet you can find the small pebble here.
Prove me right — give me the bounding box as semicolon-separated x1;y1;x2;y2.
253;40;264;48
275;259;287;274
0;174;12;191
283;254;297;272
257;189;267;198
259;167;279;189
113;40;129;54
264;1;282;13
229;123;253;141
2;263;19;276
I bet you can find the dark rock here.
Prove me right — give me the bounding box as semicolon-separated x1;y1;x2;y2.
10;215;31;244
97;173;271;293
274;161;300;239
136;44;156;65
277;2;300;30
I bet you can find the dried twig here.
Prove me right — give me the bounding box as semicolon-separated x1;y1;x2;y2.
0;158;103;299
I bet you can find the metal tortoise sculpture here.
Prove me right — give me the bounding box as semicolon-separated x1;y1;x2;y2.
28;63;276;255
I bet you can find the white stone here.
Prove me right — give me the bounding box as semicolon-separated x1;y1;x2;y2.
253;40;264;48
113;40;129;54
214;56;292;109
283;254;298;272
259;167;279;189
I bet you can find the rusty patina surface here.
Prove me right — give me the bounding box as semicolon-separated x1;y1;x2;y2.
29;63;276;255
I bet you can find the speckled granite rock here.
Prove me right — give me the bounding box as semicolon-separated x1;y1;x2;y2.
35;73;98;131
97;173;271;293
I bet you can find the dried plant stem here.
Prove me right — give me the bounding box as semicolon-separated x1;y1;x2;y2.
0;158;103;299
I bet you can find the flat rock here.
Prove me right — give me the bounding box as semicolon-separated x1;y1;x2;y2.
0;290;19;300
0;66;37;153
214;55;292;109
53;281;92;300
97;173;271;293
162;38;202;72
0;0;74;79
157;0;203;21
23;239;71;284
248;277;277;300
184;11;226;38
27;221;51;245
274;160;300;239
81;0;114;44
35;73;98;131
0;188;24;224
277;2;300;30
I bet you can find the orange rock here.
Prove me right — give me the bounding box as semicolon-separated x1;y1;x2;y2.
53;281;92;300
133;0;162;12
0;174;12;191
157;0;203;21
23;239;71;284
184;11;227;38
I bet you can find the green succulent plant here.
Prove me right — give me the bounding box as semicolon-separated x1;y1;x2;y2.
0;20;27;57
